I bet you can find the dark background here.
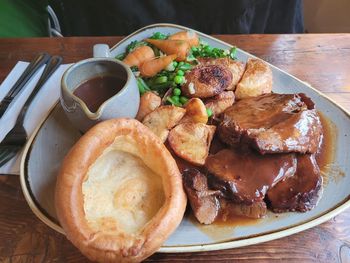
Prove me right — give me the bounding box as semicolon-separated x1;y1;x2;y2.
49;0;304;36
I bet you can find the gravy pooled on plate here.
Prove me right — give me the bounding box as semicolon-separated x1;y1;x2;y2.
73;75;125;112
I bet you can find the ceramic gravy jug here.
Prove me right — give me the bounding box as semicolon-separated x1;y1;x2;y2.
60;58;140;132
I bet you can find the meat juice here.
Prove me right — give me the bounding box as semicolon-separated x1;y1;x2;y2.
317;112;337;171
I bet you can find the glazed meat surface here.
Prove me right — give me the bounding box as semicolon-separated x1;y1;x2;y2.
205;149;297;203
218;93;323;154
267;154;323;212
182;64;233;98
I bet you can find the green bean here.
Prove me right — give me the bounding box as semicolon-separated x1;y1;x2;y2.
179;96;188;104
154;76;168;84
178;63;192;71
150;81;173;91
137;77;150;94
166;96;182;107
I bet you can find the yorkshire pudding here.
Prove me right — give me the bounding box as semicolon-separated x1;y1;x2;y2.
55;119;187;263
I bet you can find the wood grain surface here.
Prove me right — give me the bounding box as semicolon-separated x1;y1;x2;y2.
0;34;350;262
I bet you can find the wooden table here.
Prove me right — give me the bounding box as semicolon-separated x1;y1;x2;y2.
0;34;349;262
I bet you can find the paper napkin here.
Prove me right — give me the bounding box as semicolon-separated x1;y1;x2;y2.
0;61;71;175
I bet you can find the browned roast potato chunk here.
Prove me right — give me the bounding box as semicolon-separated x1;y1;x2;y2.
205;91;235;116
136;91;161;121
180;98;208;124
182;64;233;98
235;58;272;100
168;123;216;165
198;57;245;90
143;106;186;142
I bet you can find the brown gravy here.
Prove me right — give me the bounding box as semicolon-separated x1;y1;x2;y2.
73;75;125;112
316;112;337;175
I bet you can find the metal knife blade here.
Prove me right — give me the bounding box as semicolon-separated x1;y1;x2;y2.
0;53;51;118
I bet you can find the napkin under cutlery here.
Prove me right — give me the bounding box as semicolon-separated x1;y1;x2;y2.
0;61;71;175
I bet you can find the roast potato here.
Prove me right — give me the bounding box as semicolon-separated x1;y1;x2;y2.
168;122;216;165
205;91;235;116
142;105;186;142
180;98;208;124
235;58;272;100
136;91;161;121
198;57;245;90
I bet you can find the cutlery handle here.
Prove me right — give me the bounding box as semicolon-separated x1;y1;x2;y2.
0;52;51;118
16;56;63;125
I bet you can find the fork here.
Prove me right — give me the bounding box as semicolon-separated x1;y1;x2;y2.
0;52;51;118
0;55;63;168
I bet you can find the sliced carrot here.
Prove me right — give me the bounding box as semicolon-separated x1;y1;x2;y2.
146;39;189;61
139;54;177;77
169;31;200;47
123;45;155;67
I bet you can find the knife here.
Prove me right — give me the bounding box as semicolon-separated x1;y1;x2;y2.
0;52;51;118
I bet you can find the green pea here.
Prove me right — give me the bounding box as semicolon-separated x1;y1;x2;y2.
206;108;213;117
180;96;188;104
173;61;178;67
172;95;180;103
176;70;185;76
154;76;168;84
173;88;181;96
174;75;184;84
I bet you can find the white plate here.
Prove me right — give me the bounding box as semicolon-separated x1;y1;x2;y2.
20;24;350;253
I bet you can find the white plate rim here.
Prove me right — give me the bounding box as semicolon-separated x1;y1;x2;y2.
19;23;350;253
